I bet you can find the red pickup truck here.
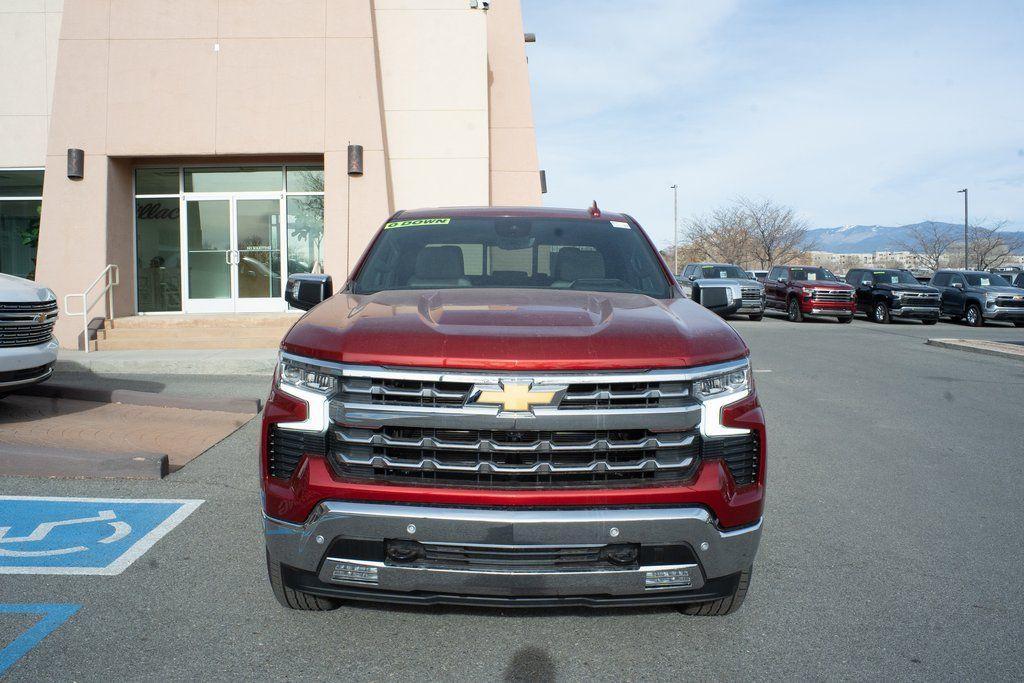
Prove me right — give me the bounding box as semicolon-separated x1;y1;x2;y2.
763;264;855;323
262;206;765;614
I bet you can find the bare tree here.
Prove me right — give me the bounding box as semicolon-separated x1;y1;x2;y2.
687;205;753;267
738;197;815;268
968;220;1024;270
896;221;958;271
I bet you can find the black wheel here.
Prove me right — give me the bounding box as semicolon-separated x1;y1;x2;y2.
748;313;763;321
837;315;853;324
267;550;342;611
787;298;804;323
965;303;984;327
872;301;890;323
1014;321;1024;328
922;319;938;326
678;567;752;616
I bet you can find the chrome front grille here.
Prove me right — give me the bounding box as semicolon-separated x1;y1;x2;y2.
331;426;699;487
0;300;57;348
327;363;710;488
809;289;853;302
338;375;689;410
898;292;940;306
995;296;1024;308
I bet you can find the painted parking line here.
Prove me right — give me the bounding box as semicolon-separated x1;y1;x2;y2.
0;604;80;677
0;497;202;575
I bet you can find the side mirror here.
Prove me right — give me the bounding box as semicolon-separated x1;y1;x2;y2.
286;274;333;311
951;282;963;290
776;277;785;283
687;275;696;282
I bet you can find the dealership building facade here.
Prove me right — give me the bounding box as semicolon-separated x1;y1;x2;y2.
0;0;541;347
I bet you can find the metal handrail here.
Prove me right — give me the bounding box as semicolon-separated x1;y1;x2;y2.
63;264;119;353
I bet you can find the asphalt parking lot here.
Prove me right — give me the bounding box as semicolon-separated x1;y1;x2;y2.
1;315;1022;681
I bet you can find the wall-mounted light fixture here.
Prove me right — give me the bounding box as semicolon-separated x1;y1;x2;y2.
539;169;548;194
67;148;84;180
524;33;536;43
347;144;364;177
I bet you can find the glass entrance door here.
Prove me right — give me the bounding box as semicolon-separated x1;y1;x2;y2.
182;195;286;313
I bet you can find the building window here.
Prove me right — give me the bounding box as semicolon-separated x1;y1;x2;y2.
0;169;44;280
135;169;182;312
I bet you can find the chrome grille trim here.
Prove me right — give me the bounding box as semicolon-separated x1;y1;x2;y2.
0;300;57;349
282;353;748;385
334;428;696;453
809;289;854;302
334;452;696;475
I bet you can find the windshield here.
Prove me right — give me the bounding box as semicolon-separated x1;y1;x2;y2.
964;273;1009;287
789;267;836;282
874;270;918;285
697;265;747;279
351;216;673;298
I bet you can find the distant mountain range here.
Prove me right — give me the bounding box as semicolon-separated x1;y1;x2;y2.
806;221;1024;253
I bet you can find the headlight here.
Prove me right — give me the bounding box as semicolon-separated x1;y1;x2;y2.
43;288;57;301
278;357;338;394
893;291;905;298
695;363;750;401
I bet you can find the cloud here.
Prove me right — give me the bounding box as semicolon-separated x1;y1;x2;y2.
522;0;1024;244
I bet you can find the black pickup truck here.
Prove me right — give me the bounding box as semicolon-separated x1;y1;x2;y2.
844;268;940;324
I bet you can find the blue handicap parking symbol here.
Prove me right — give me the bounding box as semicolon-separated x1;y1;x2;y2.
0;604;80;676
0;497;202;575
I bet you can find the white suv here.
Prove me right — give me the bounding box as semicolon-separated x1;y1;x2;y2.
0;273;58;397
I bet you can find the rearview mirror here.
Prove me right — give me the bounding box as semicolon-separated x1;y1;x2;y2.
285;274;333;311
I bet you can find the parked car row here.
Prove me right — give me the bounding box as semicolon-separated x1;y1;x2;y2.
679;262;1024;327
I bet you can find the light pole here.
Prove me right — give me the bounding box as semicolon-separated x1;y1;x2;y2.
957;188;968;269
669;184;678;274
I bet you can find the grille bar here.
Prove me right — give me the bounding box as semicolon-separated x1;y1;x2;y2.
0;300;57;349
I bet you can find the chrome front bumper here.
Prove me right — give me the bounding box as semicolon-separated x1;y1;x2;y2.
987;305;1024;320
265;502;761;601
892;305;940;318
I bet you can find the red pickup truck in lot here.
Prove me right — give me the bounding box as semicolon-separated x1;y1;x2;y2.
262;206;765;615
763;264;855;323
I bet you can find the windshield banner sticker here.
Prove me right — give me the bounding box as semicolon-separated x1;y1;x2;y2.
384;218;452;229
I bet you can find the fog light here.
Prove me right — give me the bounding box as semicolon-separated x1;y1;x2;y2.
330;561;379;585
645;567;694;589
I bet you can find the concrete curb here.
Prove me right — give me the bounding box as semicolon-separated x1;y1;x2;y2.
14;383;262;414
926;338;1024;361
55;349;279;376
0;444;168;480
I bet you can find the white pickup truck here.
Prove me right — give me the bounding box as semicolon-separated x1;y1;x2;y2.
0;273;58;398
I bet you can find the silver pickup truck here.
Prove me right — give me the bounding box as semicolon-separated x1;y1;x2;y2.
0;273;58;398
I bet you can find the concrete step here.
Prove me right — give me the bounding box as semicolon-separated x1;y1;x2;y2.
107;313;301;330
94;336;285;351
96;327;290;340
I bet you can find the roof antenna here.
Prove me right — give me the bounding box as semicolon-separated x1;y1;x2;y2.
588;200;601;218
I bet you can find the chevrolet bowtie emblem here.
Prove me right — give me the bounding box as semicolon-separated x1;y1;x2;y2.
472;381;557;412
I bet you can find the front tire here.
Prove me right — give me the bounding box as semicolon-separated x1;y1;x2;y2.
965;303;984;327
748;313;763;321
267;550;342;611
873;301;891;323
837;315;853;324
678;567;752;616
1014;321;1024;328
787;298;804;322
922;319;938;326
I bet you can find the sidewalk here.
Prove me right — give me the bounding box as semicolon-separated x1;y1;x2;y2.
56;348;279;375
926;338;1024;361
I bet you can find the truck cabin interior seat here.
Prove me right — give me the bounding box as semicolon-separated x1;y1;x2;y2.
407;246;471;288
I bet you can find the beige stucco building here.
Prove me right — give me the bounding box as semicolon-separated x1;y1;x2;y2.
0;0;541;347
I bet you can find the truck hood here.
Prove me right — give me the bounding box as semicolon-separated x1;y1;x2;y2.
692;278;761;288
282;288;748;371
975;285;1024;295
791;280;851;289
0;273;54;302
877;283;939;294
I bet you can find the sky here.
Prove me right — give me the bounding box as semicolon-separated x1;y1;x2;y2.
520;0;1024;248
